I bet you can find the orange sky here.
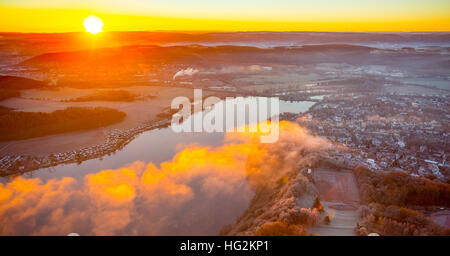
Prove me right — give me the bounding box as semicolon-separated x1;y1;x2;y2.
0;1;449;32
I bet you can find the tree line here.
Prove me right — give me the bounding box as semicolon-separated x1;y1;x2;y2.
0;107;126;141
353;165;450;235
63;90;143;102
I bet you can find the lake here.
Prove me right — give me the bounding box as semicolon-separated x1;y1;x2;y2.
0;98;316;235
14;98;316;181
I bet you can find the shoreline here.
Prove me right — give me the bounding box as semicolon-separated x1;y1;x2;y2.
0;91;234;178
0;117;171;178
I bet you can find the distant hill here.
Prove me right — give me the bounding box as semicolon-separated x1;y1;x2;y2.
0;76;46;90
17;43;448;82
1;31;449;56
20;44;375;69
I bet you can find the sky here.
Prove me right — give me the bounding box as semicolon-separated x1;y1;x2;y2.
0;0;449;32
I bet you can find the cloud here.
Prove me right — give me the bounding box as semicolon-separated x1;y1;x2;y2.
0;121;330;235
207;65;273;74
173;68;199;80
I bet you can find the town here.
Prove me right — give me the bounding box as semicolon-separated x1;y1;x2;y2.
0;118;170;176
282;92;449;182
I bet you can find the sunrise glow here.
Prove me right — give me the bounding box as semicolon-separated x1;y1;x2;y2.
83;15;103;34
0;0;449;240
0;0;449;32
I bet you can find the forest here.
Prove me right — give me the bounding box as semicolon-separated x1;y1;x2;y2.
0;90;20;101
354;165;450;207
353;165;450;235
63;90;144;102
0;75;47;90
0;107;125;141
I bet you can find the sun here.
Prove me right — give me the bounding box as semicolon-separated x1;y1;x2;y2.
83;15;104;34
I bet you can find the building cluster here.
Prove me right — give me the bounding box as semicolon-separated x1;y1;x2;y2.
291;93;449;182
0;119;170;176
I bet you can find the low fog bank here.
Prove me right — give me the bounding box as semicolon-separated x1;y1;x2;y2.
0;121;331;235
219;153;340;236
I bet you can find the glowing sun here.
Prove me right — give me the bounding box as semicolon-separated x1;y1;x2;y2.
83;15;103;34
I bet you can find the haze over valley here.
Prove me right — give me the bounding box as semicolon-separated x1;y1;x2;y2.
0;31;449;236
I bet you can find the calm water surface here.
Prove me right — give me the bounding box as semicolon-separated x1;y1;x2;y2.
8;98;315;182
0;98;316;235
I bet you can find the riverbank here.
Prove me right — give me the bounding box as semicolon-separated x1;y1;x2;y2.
0;117;171;177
